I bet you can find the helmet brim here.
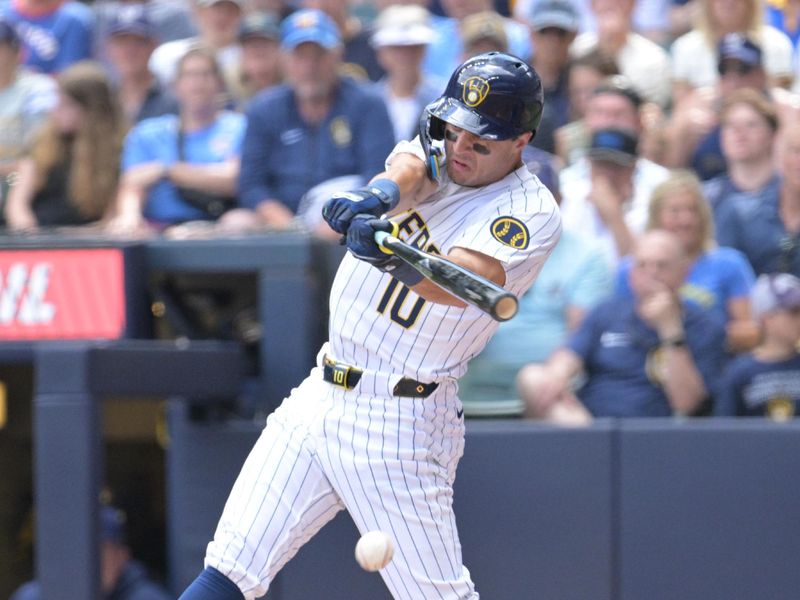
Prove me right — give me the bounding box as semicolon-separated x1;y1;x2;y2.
427;97;513;141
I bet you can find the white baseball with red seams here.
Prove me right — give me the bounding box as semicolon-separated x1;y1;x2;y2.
355;530;395;571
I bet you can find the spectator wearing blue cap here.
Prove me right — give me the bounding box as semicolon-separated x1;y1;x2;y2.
103;4;178;124
0;18;56;218
9;506;172;600
664;33;800;182
716;272;800;418
222;8;394;232
670;0;794;105
93;1;197;56
0;0;94;74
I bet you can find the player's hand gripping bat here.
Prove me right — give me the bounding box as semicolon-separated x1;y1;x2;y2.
374;230;518;322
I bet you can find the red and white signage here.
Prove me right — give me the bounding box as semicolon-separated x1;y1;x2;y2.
0;248;126;340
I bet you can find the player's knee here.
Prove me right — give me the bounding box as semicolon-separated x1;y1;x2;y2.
178;567;245;600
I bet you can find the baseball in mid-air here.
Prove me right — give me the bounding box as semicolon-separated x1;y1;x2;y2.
355;530;394;571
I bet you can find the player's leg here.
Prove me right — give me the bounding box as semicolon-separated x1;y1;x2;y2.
318;383;478;600
182;374;345;600
179;567;244;600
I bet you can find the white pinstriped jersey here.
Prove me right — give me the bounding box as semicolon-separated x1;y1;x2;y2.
327;161;561;384
202;142;561;600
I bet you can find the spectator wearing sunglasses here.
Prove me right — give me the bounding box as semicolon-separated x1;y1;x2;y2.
664;33;798;181
715;273;800;419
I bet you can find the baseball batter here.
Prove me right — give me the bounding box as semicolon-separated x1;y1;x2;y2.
179;52;561;600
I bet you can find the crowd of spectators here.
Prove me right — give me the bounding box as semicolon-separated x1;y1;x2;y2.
0;0;798;422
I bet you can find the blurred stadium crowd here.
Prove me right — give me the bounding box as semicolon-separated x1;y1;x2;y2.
0;0;795;418
2;0;800;594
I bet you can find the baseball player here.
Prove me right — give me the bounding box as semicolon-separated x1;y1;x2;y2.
178;52;561;600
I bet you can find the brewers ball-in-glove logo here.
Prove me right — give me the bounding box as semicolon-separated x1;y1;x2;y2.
491;217;529;249
463;76;490;107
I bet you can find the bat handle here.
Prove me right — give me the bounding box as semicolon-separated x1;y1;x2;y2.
374;230;392;248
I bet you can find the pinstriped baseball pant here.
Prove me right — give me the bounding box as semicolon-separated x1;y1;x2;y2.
204;365;478;600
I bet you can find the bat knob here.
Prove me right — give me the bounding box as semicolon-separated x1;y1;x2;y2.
493;294;519;322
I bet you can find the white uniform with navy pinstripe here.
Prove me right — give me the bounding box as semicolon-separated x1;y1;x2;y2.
204;148;561;599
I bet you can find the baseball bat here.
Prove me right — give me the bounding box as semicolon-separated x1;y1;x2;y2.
374;231;518;322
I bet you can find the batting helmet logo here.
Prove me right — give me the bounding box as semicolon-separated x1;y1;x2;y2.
491;217;529;249
462;76;490;108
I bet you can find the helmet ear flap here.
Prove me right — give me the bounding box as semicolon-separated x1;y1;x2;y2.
419;109;446;182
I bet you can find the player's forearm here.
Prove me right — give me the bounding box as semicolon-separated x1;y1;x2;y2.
407;246;505;307
379;153;437;213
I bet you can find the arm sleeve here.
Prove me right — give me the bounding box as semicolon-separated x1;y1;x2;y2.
385;137;427;167
237;103;278;209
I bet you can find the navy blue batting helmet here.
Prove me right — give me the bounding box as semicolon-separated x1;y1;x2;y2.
425;52;544;141
419;52;543;179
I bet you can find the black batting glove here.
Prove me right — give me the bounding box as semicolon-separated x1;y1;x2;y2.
345;216;397;264
322;178;400;234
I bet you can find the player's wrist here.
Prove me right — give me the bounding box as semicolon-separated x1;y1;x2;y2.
369;178;400;212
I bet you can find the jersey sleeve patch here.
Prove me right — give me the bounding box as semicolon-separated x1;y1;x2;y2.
490;217;530;249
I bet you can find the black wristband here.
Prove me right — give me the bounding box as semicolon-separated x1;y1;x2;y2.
378;257;424;287
661;337;687;348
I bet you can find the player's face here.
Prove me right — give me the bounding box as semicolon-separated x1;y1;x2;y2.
443;124;529;187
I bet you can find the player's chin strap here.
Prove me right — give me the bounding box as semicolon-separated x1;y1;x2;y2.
419;110;445;183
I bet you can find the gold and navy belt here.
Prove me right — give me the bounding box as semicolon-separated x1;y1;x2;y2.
322;355;439;398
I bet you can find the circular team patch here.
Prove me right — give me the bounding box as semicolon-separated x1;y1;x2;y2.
491;217;529;249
